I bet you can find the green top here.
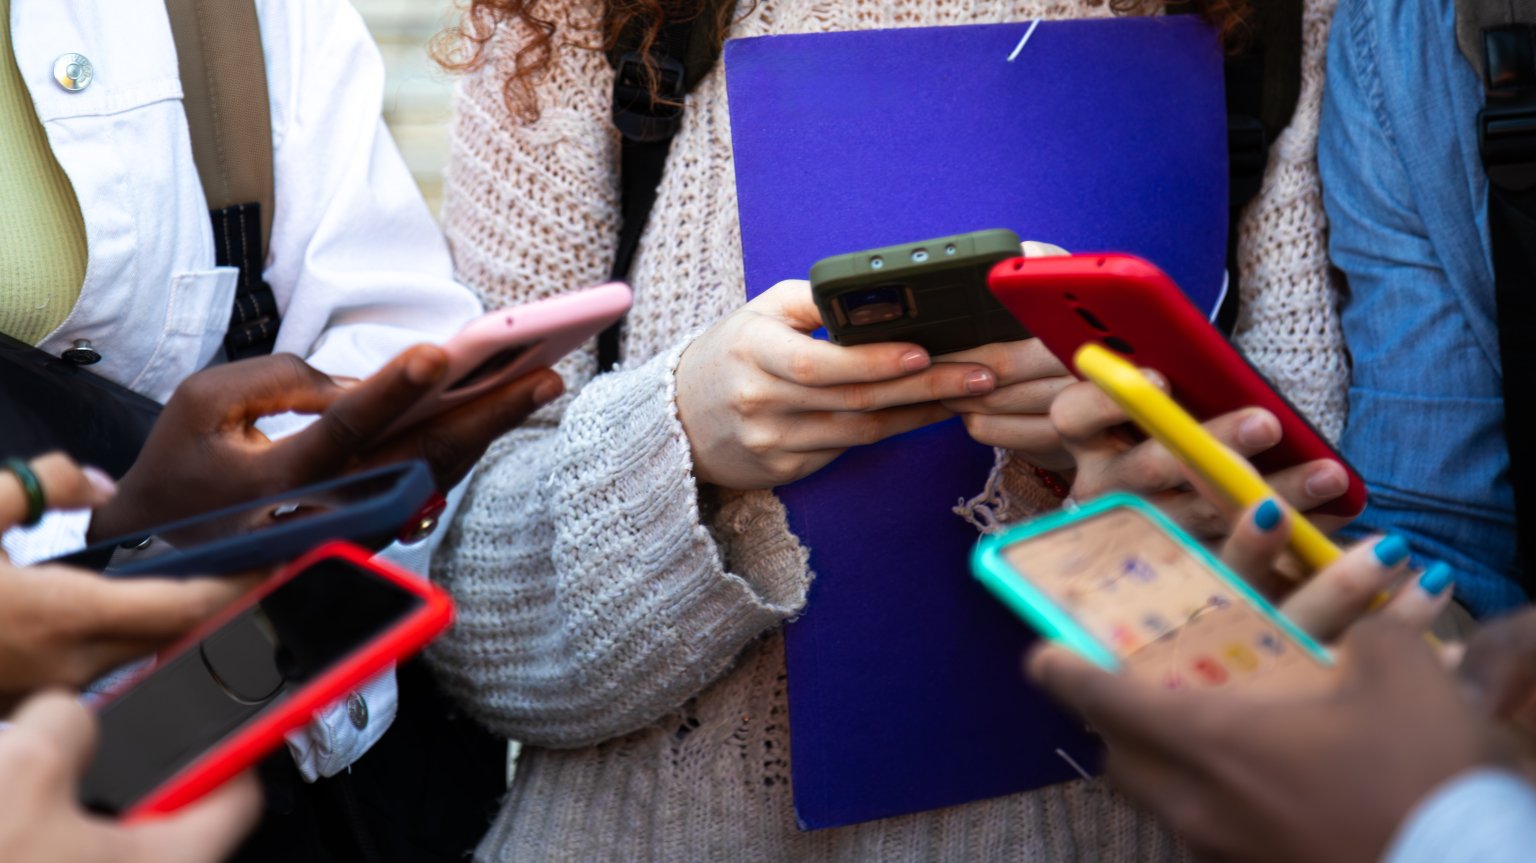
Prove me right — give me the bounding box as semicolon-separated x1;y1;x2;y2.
0;0;87;345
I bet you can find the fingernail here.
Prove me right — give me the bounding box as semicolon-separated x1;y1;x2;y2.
532;374;564;406
964;369;995;394
1372;535;1410;567
1142;369;1170;391
1237;412;1280;449
1253;498;1282;532
1304;463;1348;498
1418;562;1455;596
81;466;117;500
901;350;929;372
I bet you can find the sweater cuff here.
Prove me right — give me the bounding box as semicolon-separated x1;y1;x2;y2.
1382;768;1536;863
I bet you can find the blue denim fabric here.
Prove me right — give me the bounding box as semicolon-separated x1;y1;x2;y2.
1319;0;1525;614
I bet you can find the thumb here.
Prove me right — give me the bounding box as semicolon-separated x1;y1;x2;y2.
114;771;262;863
748;279;828;334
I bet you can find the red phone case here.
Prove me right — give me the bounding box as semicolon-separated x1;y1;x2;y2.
104;541;454;821
987;253;1366;518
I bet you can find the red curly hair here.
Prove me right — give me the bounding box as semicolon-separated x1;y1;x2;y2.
434;0;1251;123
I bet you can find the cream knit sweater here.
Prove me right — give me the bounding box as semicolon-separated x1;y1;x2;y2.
429;0;1347;860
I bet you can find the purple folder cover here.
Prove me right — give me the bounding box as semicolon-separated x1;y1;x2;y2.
724;17;1228;829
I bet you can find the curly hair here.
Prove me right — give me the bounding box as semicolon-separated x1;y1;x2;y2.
434;0;1252;123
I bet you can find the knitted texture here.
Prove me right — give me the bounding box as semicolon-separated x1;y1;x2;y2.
430;0;1346;859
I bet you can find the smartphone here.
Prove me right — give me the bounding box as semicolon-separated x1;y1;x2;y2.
78;541;454;820
987;253;1367;518
810;229;1030;355
972;492;1333;689
379;282;633;437
1075;343;1343;573
50;460;435;576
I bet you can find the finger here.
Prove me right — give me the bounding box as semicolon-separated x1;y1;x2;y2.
1379;562;1456;632
0;453;116;533
1250;458;1353;515
1459;607;1536;718
53;571;248;640
940;374;1075;415
776;403;956;452
1277;534;1412;641
116;770;262;863
798;363;996;412
956;414;1075;469
358;368;564;489
276;345;448;478
9;690;99;777
1025;644;1174;744
1050;379;1133;444
935;339;1069;386
172;353;345;428
1335;613;1442;683
1218;499;1291;587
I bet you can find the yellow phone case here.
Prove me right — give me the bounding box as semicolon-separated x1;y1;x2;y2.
1073;343;1342;573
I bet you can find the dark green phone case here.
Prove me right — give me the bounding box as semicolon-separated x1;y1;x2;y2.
809;228;1029;355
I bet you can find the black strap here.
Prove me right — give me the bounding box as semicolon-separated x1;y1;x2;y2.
1478;24;1536;594
1209;0;1303;335
598;8;725;372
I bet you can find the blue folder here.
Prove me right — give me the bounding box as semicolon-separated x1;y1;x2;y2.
724;16;1229;830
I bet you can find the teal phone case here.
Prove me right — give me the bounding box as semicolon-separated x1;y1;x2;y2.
970;492;1333;672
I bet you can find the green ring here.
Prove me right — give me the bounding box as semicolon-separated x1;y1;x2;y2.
3;458;46;527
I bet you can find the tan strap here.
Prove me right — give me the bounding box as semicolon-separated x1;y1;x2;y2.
164;0;275;258
1455;0;1536;83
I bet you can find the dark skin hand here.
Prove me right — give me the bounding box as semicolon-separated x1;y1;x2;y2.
0;454;255;714
1028;616;1507;863
88;347;564;541
1458;607;1536;765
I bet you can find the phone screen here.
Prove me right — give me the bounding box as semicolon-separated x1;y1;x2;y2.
79;557;423;814
1000;507;1328;691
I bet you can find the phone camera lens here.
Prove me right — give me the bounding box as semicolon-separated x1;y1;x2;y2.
870;256;884;270
911;248;929;263
944;244;957;256
838;286;910;326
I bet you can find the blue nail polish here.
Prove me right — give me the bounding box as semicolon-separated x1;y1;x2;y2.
1373;535;1410;567
1253;499;1282;532
1419;563;1454;596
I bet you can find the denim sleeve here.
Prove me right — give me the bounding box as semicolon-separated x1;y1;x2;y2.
1318;0;1524;615
1383;769;1536;863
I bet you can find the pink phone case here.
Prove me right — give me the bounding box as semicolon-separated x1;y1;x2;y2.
380;282;632;437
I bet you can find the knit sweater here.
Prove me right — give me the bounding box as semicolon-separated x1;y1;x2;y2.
429;0;1347;860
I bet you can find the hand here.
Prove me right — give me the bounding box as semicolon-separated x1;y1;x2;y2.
1028;615;1504;863
0;455;252;713
1049;371;1352;538
1023;501;1477;863
940;240;1077;470
91;348;563;539
0;691;259;863
675;279;998;490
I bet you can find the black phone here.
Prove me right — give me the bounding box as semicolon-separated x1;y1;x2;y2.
49;460;436;576
809;228;1029;355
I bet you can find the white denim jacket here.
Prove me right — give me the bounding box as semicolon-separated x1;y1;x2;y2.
1;0;482;778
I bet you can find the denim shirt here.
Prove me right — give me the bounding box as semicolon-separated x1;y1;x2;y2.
1319;0;1525;614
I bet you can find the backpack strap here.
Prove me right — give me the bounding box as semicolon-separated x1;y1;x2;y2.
1461;0;1536;593
598;4;727;372
165;0;281;360
1190;0;1304;334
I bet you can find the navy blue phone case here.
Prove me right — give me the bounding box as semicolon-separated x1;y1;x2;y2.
52;460;434;577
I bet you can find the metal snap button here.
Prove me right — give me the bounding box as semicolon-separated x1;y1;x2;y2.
53;54;94;92
61;339;101;365
346;692;368;730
